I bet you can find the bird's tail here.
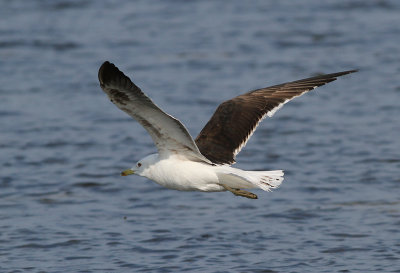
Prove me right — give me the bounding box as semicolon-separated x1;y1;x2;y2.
216;169;284;191
244;170;284;191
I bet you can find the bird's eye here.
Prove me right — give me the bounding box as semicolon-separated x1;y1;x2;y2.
137;163;142;167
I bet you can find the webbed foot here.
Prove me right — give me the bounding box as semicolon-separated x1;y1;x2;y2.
220;184;258;199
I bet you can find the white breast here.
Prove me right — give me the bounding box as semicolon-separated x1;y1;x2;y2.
141;154;222;191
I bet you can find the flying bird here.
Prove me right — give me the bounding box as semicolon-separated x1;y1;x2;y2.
98;61;356;199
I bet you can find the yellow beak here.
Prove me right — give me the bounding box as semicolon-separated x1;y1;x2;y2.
121;169;135;176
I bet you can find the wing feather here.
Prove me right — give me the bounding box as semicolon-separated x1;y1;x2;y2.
195;70;357;165
98;61;211;163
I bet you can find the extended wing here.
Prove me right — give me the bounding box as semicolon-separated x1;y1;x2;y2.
195;70;357;165
98;61;211;164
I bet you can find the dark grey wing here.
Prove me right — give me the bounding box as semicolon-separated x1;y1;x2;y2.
98;61;211;163
195;70;357;165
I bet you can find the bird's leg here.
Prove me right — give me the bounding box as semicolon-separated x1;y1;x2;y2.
220;184;258;199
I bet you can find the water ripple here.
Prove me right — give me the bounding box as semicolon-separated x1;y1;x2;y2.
1;0;399;272
16;240;83;249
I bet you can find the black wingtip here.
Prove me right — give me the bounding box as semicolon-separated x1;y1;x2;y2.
98;61;121;85
98;61;142;93
338;69;358;76
327;69;358;83
322;69;358;80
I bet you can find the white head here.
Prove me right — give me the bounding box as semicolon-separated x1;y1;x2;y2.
120;153;158;177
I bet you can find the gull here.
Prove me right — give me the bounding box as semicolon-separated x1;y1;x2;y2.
98;61;356;199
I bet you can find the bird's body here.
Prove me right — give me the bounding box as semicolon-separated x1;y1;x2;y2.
134;153;283;193
136;153;224;192
98;61;356;199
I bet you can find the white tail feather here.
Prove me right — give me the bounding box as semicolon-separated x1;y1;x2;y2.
216;168;284;191
244;170;284;191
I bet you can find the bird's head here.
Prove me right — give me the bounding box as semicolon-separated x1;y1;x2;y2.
120;154;157;177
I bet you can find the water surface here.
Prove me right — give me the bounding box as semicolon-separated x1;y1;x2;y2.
1;1;399;272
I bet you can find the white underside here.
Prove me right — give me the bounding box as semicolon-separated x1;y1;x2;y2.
136;154;284;192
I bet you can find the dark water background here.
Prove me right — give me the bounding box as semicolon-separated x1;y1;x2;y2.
1;0;399;272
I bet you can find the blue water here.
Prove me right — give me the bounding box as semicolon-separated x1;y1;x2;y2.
1;1;400;272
